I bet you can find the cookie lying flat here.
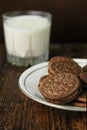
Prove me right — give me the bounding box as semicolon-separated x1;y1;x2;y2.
72;101;87;108
48;56;82;77
72;89;87;108
38;73;81;105
46;87;82;105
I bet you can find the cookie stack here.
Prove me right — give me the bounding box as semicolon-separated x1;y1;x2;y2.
38;56;87;108
72;65;87;108
72;89;87;108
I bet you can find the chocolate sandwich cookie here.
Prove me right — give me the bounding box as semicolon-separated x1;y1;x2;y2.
76;89;87;103
48;56;82;77
38;73;81;105
80;65;87;88
38;75;48;89
72;101;86;108
72;89;87;108
83;65;87;72
46;87;82;105
80;72;87;85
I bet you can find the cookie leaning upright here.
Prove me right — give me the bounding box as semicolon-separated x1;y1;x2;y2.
83;65;87;72
48;56;82;77
80;65;87;87
80;72;87;85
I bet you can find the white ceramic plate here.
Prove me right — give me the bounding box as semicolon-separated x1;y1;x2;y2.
19;58;87;112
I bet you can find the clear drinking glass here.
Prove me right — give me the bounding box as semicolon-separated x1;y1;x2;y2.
3;11;52;66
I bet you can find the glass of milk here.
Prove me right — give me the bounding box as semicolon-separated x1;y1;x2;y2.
3;11;52;66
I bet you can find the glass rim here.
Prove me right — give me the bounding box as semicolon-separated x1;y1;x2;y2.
2;10;52;20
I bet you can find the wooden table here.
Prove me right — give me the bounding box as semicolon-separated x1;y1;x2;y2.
0;43;87;130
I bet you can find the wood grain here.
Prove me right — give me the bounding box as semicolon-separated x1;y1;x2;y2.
0;43;86;130
0;44;6;69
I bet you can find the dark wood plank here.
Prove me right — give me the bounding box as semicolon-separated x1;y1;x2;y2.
50;43;87;58
0;44;6;69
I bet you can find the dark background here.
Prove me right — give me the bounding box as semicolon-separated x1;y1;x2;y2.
0;0;87;43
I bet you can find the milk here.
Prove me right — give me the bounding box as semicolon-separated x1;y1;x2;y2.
3;15;51;58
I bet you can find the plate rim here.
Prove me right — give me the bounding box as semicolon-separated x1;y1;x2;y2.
19;58;87;112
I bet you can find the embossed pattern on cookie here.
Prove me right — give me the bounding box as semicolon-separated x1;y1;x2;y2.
38;73;80;104
48;56;82;77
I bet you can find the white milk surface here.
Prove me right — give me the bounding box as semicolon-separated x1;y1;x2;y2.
3;15;51;58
